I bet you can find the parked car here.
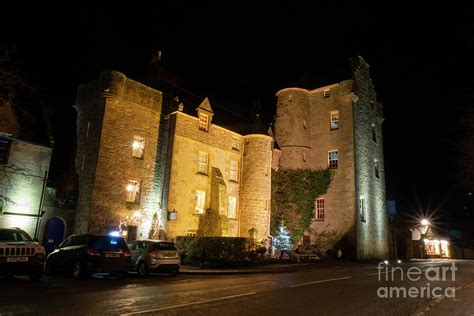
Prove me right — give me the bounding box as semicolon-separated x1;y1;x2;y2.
128;240;180;277
0;227;45;281
44;234;132;278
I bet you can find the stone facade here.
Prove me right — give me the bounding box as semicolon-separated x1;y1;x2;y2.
274;56;388;260
74;70;163;239
74;71;272;242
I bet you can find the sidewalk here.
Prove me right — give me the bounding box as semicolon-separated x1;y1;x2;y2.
180;263;310;275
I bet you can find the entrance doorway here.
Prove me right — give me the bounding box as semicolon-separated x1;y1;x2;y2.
43;217;65;254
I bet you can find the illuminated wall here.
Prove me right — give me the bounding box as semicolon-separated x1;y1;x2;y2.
74;70;163;237
0;136;52;237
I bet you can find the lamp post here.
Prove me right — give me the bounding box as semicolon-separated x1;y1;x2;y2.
419;219;430;259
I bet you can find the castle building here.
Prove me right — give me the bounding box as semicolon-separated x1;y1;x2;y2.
73;70;273;242
273;56;389;260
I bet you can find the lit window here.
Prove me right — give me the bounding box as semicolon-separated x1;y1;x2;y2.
230;160;239;182
195;190;206;214
359;197;366;222
132;136;145;159
198;151;208;175
303;153;306;162
199;113;209;131
228;196;237;218
232;137;240;151
323;89;331;98
375;160;380;178
126;180;140;204
315;198;325;220
328;150;338;169
372;124;377;142
303;120;306;129
330;111;340;130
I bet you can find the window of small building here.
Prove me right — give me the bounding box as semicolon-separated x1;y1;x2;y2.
230;160;239;182
359;197;366;222
198;151;208;175
323;89;331;98
132;136;145;159
198;113;209;131
375;160;380;178
231;137;240;151
228;196;237;218
330;111;340;130
126;180;140;204
372;124;377;142
328;150;338;169
195;190;206;214
315;198;325;220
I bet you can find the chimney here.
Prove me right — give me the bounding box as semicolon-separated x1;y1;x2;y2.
149;50;162;65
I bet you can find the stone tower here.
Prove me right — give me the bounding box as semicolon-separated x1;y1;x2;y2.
74;70;163;238
274;56;388;260
240;134;273;240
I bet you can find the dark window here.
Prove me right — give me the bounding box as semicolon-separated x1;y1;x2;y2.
0;230;32;242
88;236;128;252
0;138;12;165
372;125;377;142
375;160;380;178
151;242;177;250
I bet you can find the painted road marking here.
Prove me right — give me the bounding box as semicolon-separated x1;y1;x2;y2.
121;292;257;315
289;276;352;288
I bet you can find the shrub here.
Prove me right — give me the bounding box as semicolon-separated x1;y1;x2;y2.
175;236;256;266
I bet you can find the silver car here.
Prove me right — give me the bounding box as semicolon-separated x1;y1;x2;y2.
128;240;180;277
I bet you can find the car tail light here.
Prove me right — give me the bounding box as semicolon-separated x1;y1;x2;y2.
148;246;158;255
123;249;132;257
87;248;101;256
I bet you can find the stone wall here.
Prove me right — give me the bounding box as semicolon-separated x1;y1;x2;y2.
352;56;389;259
274;83;357;252
165;112;242;238
307;82;357;252
74;70;162;237
240;134;273;240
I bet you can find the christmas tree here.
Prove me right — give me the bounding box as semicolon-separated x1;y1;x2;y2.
274;220;292;251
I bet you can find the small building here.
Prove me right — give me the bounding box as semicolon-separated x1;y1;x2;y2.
411;225;450;258
0;133;52;239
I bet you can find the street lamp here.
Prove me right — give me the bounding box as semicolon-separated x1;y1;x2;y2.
421;219;430;226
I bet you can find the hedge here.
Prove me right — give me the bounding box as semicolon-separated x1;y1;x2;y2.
175;236;256;266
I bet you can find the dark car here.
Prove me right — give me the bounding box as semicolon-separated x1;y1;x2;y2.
44;234;131;278
0;227;45;281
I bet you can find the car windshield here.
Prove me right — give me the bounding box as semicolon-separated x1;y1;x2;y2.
88;236;129;252
152;242;177;250
0;230;32;242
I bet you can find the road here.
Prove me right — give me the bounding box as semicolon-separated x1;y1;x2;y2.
1;259;473;315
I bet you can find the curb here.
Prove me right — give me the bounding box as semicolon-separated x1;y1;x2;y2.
179;264;310;275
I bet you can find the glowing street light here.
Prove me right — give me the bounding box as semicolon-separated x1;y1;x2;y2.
421;219;430;226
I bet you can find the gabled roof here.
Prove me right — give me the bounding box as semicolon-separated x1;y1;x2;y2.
196;97;214;114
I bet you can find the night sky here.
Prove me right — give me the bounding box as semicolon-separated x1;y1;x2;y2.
2;3;473;225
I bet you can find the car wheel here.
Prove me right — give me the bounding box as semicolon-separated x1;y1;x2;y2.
170;267;179;276
72;261;89;279
44;262;53;276
28;268;42;282
137;261;148;277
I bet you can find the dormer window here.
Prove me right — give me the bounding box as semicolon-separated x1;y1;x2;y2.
199;113;209;132
323;89;331;98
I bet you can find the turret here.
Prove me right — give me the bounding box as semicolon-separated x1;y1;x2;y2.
239;134;273;240
274;88;311;169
